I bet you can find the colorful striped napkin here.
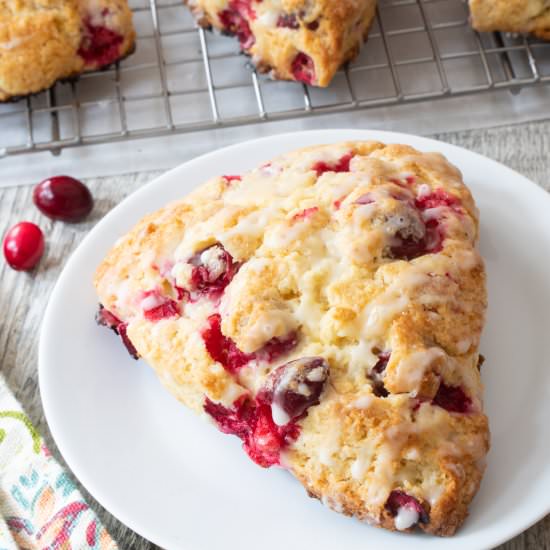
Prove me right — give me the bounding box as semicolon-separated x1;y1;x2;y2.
0;378;117;550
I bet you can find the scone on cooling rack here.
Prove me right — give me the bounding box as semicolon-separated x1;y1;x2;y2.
95;141;489;536
469;0;550;40
0;0;135;102
184;0;378;86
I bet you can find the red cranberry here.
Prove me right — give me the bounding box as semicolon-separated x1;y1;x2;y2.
312;152;354;176
141;290;180;322
204;396;299;467
306;19;320;31
201;314;254;373
33;176;93;222
222;175;242;184
258;357;329;425
291;52;316;85
3;222;45;271
230;0;256;20
277;14;299;29
96;305;139;359
292;206;319;222
385;490;428;525
432;383;472;413
188;244;239;299
201;314;298;373
415;188;461;212
219;6;255;49
389;220;442;261
78;19;123;67
256;330;298;363
369;351;390;397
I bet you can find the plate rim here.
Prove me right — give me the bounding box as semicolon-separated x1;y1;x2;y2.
39;128;550;550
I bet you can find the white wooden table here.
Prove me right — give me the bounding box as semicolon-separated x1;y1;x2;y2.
1;122;549;549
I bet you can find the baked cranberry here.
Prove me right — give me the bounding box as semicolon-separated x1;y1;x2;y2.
78;19;123;67
385;490;429;525
3;222;45;271
230;0;256;20
96;305;139;359
256;330;298;362
219;7;255;49
368;351;390;397
33;176;93;222
258;357;329;426
389;219;442;261
201;314;298;373
201;314;254;373
432;383;472;413
292;206;319;222
312;152;354;176
306;19;320;31
187;244;239;299
222;175;242;184
141;290;180;321
415;188;461;212
277;14;299;29
291;52;316;85
204;396;300;467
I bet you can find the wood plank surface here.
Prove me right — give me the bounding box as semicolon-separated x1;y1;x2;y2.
1;122;549;549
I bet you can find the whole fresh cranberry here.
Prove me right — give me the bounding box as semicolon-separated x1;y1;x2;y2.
3;222;45;271
33;176;93;222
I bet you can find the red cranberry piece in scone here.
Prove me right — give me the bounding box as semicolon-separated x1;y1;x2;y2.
187;244;240;299
368;351;391;398
141;290;180;321
432;383;472;413
385;490;429;530
96;305;139;359
291;52;316;85
312;152;354;176
258;357;329;426
78;17;124;68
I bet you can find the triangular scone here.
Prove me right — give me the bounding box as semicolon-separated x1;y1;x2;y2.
469;0;550;40
95;141;489;536
0;0;135;102
184;0;378;86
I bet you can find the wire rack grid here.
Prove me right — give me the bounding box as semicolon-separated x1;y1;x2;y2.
1;0;550;159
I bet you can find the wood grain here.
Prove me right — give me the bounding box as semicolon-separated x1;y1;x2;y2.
1;122;549;549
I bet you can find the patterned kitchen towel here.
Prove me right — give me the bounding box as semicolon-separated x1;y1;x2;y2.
0;378;117;550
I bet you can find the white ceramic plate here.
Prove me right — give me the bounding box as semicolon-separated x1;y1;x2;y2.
39;130;550;550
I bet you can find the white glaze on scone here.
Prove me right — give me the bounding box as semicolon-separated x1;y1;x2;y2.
94;141;489;537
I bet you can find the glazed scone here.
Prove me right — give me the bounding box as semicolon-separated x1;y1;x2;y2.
95;141;489;536
0;0;135;102
469;0;550;40
184;0;378;86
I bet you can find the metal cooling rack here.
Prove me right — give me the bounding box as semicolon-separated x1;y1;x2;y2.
2;0;550;159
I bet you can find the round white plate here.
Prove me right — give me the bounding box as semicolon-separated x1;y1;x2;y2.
39;130;550;550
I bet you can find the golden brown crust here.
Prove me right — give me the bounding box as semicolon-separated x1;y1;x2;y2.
469;0;550;40
184;0;377;86
95;141;489;536
0;0;135;102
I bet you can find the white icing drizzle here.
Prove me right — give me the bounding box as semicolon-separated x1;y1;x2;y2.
393;347;446;394
271;402;290;426
352;395;374;409
141;294;163;311
394;507;419;530
258;10;279;27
